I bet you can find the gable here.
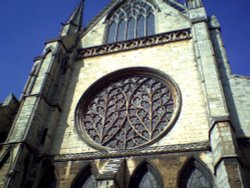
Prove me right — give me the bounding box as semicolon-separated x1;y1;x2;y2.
80;0;191;48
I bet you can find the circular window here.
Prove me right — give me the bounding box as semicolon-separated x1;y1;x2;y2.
75;67;181;150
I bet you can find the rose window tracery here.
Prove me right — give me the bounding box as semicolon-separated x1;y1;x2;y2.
75;68;180;150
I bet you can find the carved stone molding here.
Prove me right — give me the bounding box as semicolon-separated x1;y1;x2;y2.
77;28;191;59
52;141;210;162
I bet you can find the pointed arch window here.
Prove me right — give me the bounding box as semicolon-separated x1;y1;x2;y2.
81;175;96;188
129;162;163;188
71;165;96;188
117;20;126;41
139;171;158;188
106;0;155;43
180;159;214;188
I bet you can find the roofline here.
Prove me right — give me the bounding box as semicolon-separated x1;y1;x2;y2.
80;0;188;39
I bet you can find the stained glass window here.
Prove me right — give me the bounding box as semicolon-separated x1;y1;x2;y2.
106;0;155;43
127;18;136;40
187;169;211;188
147;14;155;36
107;22;116;43
129;162;162;188
137;16;145;38
117;20;126;41
139;171;158;188
180;160;214;188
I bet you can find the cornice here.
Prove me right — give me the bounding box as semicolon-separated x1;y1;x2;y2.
52;141;209;162
77;28;192;59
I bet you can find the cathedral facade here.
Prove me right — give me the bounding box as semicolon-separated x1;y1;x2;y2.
0;0;250;187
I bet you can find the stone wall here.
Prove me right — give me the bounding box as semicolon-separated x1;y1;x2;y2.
1;0;248;187
228;76;250;137
209;19;250;138
54;151;214;188
49;38;210;155
0;95;19;143
80;0;190;48
0;146;12;187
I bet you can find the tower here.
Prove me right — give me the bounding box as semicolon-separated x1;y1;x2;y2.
0;0;250;187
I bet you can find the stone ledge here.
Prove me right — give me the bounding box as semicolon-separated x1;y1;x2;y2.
77;28;192;59
52;141;210;162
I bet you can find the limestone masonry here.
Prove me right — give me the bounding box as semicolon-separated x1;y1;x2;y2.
0;0;249;187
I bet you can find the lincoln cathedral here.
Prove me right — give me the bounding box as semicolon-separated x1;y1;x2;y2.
0;0;250;187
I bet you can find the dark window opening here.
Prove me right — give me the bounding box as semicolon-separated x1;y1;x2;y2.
129;162;163;188
40;128;48;146
180;159;214;188
0;132;8;143
37;160;57;188
81;175;96;188
71;165;96;188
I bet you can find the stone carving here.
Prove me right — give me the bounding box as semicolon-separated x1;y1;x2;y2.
78;76;175;149
52;142;210;162
77;29;191;59
76;68;181;150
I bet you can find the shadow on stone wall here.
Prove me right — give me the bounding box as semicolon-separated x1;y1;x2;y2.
0;94;19;143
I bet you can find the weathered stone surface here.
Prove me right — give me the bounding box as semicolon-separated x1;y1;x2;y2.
50;40;210;155
1;0;249;187
0;94;19;142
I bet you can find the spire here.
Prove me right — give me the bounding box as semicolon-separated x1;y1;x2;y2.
68;0;85;28
61;0;85;36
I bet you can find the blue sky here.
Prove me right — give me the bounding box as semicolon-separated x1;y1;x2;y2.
0;0;249;102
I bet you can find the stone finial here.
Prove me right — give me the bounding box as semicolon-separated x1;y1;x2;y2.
61;0;85;36
208;15;221;30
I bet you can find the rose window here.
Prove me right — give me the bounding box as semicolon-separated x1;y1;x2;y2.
75;68;181;150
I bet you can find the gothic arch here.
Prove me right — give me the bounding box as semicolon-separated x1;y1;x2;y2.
178;157;214;188
35;159;57;188
70;164;97;188
105;0;159;21
104;0;156;43
129;160;163;188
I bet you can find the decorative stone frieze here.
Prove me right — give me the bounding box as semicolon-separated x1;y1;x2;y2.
77;29;192;59
52;141;210;162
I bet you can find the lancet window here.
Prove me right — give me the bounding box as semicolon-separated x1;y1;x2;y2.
129;162;162;188
180;160;214;188
81;175;96;188
71;166;96;188
106;0;155;43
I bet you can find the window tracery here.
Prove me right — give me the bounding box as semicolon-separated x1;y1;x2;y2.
75;68;181;150
106;0;155;43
